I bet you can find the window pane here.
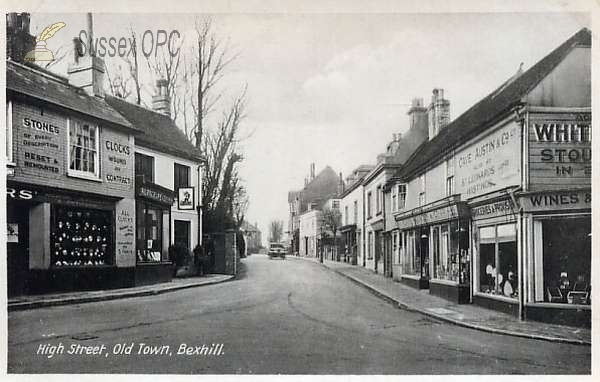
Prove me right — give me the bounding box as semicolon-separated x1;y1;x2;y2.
479;243;496;293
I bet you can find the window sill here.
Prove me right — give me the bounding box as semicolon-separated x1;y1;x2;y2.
6;161;16;167
429;278;460;286
400;274;422;280
68;171;102;182
474;292;518;304
525;302;591;310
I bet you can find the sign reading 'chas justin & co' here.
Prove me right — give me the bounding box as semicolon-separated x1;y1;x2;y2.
528;112;591;190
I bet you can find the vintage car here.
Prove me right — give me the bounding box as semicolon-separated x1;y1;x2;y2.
268;242;286;259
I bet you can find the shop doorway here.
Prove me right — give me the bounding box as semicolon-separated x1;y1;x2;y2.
7;201;30;297
174;220;191;251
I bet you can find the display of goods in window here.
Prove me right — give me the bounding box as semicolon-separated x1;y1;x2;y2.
51;207;112;267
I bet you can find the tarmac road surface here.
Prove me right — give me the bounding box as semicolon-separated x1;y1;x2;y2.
7;255;591;374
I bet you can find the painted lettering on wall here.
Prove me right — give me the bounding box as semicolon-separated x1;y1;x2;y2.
102;133;133;187
529;113;591;188
455;122;521;198
22;117;60;135
520;190;591;212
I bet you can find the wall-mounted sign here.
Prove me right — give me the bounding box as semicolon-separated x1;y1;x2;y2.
519;189;591;213
102;130;134;189
137;182;175;206
177;187;195;210
18;114;64;177
471;199;516;220
528;112;591;190
455;122;521;199
395;203;469;229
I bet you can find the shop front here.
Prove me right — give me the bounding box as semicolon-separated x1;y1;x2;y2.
395;196;470;298
6;88;137;295
470;195;521;315
135;180;175;285
519;110;591;327
339;224;357;264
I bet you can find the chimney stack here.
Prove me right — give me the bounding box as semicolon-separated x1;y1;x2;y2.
310;163;315;180
67;13;105;97
337;172;344;196
152;78;171;117
6;13;35;62
427;88;450;139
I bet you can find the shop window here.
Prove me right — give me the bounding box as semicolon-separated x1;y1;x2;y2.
6;100;14;164
402;230;419;276
174;163;190;189
541;217;591;305
478;223;517;298
68;119;99;178
136;202;165;262
433;221;464;282
51;206;112;267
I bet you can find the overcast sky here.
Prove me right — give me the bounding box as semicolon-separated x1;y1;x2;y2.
29;11;589;243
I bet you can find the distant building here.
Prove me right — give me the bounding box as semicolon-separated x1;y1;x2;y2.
240;221;262;255
287;164;343;255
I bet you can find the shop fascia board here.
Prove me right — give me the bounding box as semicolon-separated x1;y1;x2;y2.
393;194;463;221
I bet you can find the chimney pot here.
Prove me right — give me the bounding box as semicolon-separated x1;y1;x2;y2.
152;77;171;118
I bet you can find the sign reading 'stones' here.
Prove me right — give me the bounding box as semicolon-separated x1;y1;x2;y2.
455;122;521;198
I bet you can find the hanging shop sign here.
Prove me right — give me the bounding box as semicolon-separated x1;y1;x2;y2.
136;182;175;206
455;121;521;199
519;189;591;213
528;112;591;190
177;187;195;210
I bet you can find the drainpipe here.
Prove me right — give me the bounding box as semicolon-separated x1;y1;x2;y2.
197;165;202;248
518;206;525;320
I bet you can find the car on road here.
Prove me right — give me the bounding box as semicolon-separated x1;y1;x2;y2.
268;242;286;259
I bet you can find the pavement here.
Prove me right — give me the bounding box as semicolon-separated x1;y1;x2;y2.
290;255;591;346
7;255;590;373
8;273;234;311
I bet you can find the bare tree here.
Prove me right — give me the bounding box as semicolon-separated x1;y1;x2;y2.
193;17;237;148
269;220;284;243
320;207;342;261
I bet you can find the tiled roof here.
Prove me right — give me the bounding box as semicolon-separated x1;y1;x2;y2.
6;60;137;132
396;28;591;181
105;95;203;162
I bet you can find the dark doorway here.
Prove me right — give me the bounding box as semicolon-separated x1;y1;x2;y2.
7;201;30;297
174;220;191;250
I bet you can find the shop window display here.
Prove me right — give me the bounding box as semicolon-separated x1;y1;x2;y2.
432;221;465;282
136;202;165;262
542;217;591;305
51;206;112;267
478;223;517;298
